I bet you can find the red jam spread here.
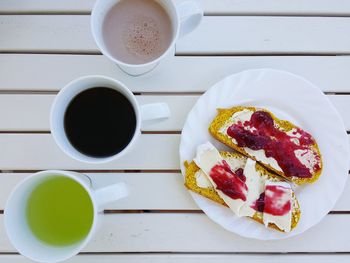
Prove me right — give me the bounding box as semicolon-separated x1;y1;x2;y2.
209;160;248;201
251;192;265;213
226;110;321;178
234;168;245;182
251;185;291;216
264;185;291;216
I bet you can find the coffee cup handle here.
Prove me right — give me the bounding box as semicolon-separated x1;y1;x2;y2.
140;103;171;121
177;0;203;37
94;182;129;211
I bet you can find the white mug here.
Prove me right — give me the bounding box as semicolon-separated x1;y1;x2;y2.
51;75;170;163
4;170;128;263
91;0;203;75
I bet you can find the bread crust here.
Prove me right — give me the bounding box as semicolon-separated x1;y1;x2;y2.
208;106;323;185
184;151;301;232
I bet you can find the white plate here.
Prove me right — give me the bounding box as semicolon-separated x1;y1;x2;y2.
179;68;349;240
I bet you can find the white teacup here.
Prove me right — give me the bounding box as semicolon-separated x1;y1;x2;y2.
91;0;203;75
4;170;128;263
51;75;170;163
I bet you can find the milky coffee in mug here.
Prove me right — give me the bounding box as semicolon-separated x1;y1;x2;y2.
102;0;173;65
91;0;203;75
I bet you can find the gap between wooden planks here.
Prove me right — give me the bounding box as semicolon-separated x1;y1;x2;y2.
1;254;350;263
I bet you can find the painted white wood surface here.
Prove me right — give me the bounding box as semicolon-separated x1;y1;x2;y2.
0;0;95;13
2;55;350;92
0;134;179;170
177;16;350;55
0;16;96;53
1;0;350;16
1;214;350;252
0;94;349;131
0;172;349;211
2;16;350;54
2;254;350;263
0;0;350;260
202;0;350;16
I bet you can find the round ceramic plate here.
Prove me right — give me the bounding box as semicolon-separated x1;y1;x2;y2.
179;68;349;240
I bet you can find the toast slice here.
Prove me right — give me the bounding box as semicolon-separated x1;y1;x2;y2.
184;150;300;232
209;106;322;185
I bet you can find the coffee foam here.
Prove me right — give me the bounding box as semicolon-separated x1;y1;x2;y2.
102;0;173;64
123;15;162;60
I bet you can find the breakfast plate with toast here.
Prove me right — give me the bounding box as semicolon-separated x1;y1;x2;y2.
180;68;349;240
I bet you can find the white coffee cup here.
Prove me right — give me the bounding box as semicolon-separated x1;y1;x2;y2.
51;75;170;163
4;170;128;263
91;0;203;76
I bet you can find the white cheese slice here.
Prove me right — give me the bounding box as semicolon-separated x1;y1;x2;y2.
239;159;265;217
219;109;254;135
294;149;319;173
263;181;292;232
224;156;246;171
228;109;254;124
195;170;213;188
193;142;222;173
193;142;245;216
286;128;302;145
244;148;282;172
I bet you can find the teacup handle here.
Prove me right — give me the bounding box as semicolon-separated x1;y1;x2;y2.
177;0;203;37
140;103;171;121
94;183;129;211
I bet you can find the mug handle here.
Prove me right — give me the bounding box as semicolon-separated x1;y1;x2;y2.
176;0;203;37
140;103;171;121
94;183;129;211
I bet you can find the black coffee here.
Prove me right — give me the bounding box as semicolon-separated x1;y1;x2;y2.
64;87;137;158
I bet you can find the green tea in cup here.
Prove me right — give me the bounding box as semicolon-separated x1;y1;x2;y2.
5;170;128;263
26;176;94;246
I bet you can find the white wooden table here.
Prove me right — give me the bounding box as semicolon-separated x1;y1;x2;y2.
1;0;350;262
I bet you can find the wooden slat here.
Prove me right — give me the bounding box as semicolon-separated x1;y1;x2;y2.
0;94;53;131
0;94;349;131
1;214;350;252
0;0;94;13
1;254;350;263
2;55;350;93
0;172;350;211
0;134;179;170
177;16;350;55
2;16;350;54
0;94;197;132
202;0;350;16
0;16;96;53
1;0;350;16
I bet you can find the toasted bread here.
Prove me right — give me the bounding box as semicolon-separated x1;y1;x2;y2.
184;151;301;232
209;106;322;185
